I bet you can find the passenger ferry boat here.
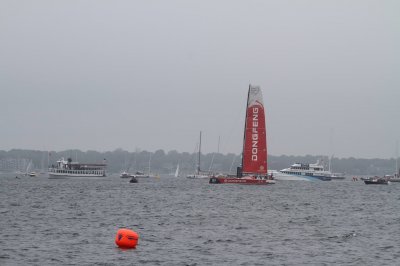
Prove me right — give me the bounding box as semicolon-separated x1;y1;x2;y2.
273;161;332;181
48;157;107;178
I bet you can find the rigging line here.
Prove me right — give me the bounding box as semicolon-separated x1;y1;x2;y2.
219;97;247;155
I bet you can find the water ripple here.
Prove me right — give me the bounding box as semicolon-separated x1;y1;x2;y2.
1;175;400;265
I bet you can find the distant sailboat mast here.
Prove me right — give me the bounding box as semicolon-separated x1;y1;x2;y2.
148;153;152;176
229;155;238;174
186;131;209;179
208;136;220;172
241;86;251;172
396;140;399;176
197;131;202;175
328;128;334;173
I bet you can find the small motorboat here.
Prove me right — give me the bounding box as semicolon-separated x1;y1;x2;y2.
129;176;138;183
364;177;389;185
120;171;131;178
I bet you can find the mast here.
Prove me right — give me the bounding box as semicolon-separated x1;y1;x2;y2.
396;140;399;176
328;128;334;173
208;135;220;172
241;85;251;171
197;131;202;174
328;155;332;172
148;153;152;175
229;155;237;174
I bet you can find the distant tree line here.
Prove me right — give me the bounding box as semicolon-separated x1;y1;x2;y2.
0;149;398;176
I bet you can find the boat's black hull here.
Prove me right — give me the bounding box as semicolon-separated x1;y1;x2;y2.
364;179;388;185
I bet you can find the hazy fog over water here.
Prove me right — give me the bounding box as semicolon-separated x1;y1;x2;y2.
1;1;399;159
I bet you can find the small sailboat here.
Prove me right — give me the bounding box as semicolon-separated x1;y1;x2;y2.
145;153;159;178
120;171;131;178
388;143;400;182
174;164;180;177
132;171;148;178
187;131;210;179
24;160;36;176
209;85;275;185
120;155;134;178
133;154;159;178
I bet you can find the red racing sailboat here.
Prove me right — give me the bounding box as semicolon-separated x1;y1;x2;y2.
209;85;275;185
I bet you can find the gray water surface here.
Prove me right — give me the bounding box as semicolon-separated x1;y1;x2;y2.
1;174;399;265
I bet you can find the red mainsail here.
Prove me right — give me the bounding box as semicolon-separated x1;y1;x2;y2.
241;85;267;174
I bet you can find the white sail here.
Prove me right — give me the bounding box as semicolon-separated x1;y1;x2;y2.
25;160;33;174
174;164;180;177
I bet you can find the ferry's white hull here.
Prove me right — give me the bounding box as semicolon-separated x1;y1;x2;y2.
48;172;106;179
272;172;312;181
269;170;330;181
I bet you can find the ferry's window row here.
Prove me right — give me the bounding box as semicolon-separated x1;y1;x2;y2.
292;167;310;170
291;166;323;171
51;170;104;174
282;171;301;175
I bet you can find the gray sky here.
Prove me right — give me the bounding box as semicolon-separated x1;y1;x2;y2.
1;1;399;159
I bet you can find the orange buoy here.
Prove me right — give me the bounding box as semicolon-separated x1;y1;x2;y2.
115;228;139;249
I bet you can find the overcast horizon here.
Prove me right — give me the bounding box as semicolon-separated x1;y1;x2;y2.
1;1;399;159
